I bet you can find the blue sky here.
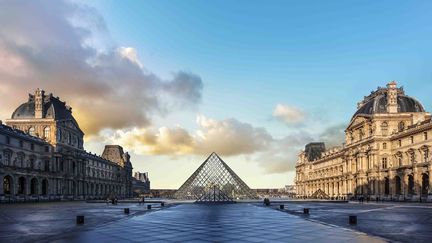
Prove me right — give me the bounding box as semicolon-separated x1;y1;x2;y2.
92;0;432;122
1;0;432;188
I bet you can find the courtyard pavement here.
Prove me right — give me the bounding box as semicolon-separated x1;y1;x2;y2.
56;203;385;243
0;201;164;243
275;201;432;243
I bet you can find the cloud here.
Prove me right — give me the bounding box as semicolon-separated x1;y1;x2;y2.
0;1;203;135
318;124;346;147
118;47;143;68
272;104;306;125
102;115;272;157
100;114;314;174
194;115;272;156
103;127;194;155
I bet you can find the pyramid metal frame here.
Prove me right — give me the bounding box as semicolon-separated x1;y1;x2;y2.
174;152;258;201
311;189;329;199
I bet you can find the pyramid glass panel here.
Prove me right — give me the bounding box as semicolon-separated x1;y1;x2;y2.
174;153;258;201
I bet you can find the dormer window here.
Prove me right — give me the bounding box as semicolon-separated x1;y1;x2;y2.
398;122;405;132
381;121;388;136
29;127;35;136
44;127;50;140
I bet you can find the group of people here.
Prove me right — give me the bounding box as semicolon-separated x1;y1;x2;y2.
106;197;118;205
138;197;145;205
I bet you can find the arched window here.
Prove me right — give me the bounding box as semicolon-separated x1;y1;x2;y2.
42;179;48;195
3;176;12;194
408;175;414;195
422;173;429;195
381;122;388;135
44;159;50;172
44;127;50;140
29;127;35;136
395;176;402;195
384;177;390;195
18;177;26;194
30;178;38;195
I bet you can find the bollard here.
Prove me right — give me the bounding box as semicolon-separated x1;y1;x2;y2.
147;205;152;210
76;215;84;225
161;202;165;207
349;215;357;225
124;208;130;214
303;208;309;214
280;205;284;210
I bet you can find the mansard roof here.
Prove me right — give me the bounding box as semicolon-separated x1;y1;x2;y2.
10;90;83;134
352;86;425;120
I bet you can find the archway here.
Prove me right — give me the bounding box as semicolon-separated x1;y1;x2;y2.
422;173;429;195
18;177;26;194
3;175;12;194
408;175;414;195
30;178;38;195
395;176;401;195
384;177;390;195
42;179;48;195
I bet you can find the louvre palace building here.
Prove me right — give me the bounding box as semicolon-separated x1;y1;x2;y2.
0;89;134;202
296;81;432;201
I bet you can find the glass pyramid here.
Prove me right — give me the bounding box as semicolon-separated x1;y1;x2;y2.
174;152;258;202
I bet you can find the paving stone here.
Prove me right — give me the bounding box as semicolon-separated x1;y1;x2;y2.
63;204;385;242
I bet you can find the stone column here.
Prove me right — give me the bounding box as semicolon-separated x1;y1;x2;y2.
25;176;30;196
429;166;432;194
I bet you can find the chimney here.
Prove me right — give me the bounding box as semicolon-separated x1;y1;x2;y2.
35;88;45;118
386;81;398;113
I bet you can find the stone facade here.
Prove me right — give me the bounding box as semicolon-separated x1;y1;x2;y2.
296;81;432;201
0;89;134;202
132;172;151;196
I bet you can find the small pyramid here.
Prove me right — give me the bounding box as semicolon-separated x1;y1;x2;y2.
174;152;258;201
311;189;329;199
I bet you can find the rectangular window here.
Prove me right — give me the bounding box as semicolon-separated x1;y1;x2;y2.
399;140;402;147
383;143;387;149
382;158;387;169
4;152;11;166
19;140;23;148
424;132;428;140
30;143;34;151
6;136;10;144
411;136;414;144
45;146;49;152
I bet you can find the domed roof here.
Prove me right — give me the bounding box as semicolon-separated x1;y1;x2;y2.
352;85;425;120
11;91;81;132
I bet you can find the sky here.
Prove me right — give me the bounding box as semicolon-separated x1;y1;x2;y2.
1;0;432;189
